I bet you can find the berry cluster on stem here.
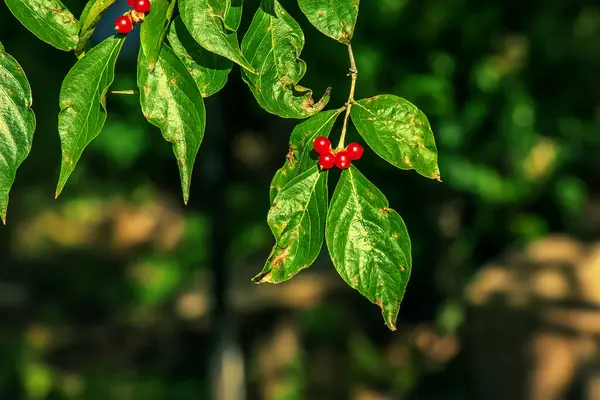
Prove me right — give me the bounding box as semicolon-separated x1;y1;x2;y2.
115;0;152;34
313;136;363;170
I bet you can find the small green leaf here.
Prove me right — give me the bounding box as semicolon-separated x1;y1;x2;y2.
298;0;359;44
326;166;412;330
138;45;206;204
351;95;441;180
179;0;255;73
168;17;232;98
0;43;36;224
241;0;331;119
140;0;176;72
56;35;125;197
76;0;117;57
270;109;342;203
254;166;328;283
4;0;79;52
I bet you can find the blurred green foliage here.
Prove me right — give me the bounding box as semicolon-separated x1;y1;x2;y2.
0;0;598;398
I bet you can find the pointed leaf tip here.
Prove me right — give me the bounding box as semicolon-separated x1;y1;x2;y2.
138;46;205;204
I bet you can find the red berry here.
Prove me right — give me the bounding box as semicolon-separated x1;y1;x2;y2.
335;151;352;169
318;152;335;169
313;136;331;154
115;16;133;34
134;0;151;13
127;0;135;6
346;143;364;160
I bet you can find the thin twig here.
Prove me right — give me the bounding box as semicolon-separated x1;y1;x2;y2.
337;44;358;150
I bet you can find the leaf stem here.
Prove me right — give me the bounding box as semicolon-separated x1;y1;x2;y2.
336;44;358;150
110;90;139;95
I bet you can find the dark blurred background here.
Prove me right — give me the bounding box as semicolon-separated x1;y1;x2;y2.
1;0;599;399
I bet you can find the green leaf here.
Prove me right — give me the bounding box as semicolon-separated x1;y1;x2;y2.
298;0;359;44
56;35;125;197
224;0;242;31
241;0;331;119
140;0;177;72
270;109;342;204
179;0;255;73
168;17;232;98
326;166;412;330
0;43;36;224
4;0;79;52
254;166;328;283
138;45;206;204
351;95;441;180
76;0;117;57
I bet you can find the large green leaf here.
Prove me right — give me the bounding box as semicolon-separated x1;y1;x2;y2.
76;0;116;57
254;166;328;283
4;0;79;52
0;43;36;224
179;0;255;73
138;45;206;204
139;0;176;72
241;0;331;119
351;95;441;180
56;36;125;197
298;0;359;44
167;17;232;98
270;109;342;204
326;166;412;330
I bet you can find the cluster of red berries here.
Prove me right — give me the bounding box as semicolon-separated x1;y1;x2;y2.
115;0;151;34
313;137;363;170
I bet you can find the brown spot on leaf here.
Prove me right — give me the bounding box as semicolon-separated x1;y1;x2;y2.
365;96;379;103
379;208;390;215
286;145;296;166
270;246;290;270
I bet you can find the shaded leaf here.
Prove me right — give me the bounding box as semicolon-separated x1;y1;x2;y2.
351;95;441;180
138;45;206;204
241;0;331;119
179;0;255;73
4;0;79;52
77;0;116;57
56;35;125;196
270;109;342;203
140;0;176;72
254;166;328;283
168;17;232;98
0;43;36;224
326;166;412;330
298;0;359;44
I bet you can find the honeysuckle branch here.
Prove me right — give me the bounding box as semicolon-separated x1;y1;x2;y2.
336;44;358;150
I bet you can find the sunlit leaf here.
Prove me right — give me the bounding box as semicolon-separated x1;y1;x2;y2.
241;0;331;119
270;109;342;203
76;0;116;57
179;0;255;73
138;45;206;204
5;0;79;51
56;35;125;197
351;95;441;180
140;0;176;72
168;17;232;98
254;166;328;283
326;166;412;330
0;43;36;224
298;0;359;44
